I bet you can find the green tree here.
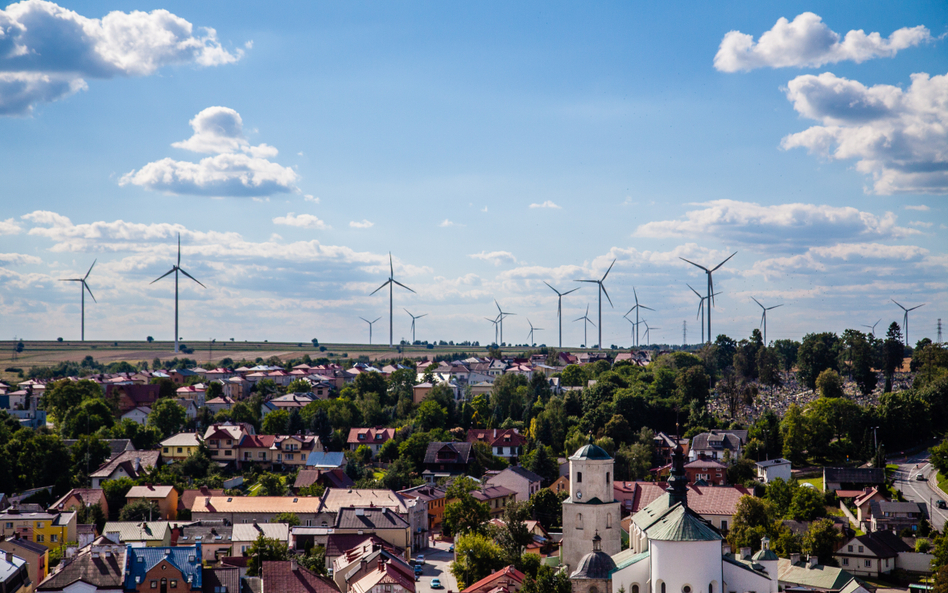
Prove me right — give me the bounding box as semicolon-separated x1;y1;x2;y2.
495;501;533;564
728;496;777;553
797;333;840;391
61;399;115;438
802;519;841;565
815;369;845;399
443;477;490;537
788;487;826;521
528;488;563;531
257;472;286;496
415;399;447;431
119;499;161;522
883;322;904;392
522;445;558;486
42;379;103;424
101;478;136;520
932;438;948;476
521;564;572;593
450;532;506;590
261;409;290;435
773;340;800;373
271;512;300;526
561;365;586;388
286;379;311;394
147;398;187;438
765;478;794;518
676;366;710;409
246;535;289;576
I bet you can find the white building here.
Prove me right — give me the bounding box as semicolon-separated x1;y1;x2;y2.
755;458;792;484
561;440;621;571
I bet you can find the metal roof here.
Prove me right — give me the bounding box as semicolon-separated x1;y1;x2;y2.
646;504;722;542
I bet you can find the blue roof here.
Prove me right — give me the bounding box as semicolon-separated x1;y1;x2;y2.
305;451;346;467
124;545;203;591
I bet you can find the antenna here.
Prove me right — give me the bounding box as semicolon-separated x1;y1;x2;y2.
575;259;616;350
150;234;205;353
938;318;943;344
683;320;687;346
680;252;737;344
369;253;415;348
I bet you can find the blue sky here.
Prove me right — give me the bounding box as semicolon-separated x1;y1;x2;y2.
1;0;946;348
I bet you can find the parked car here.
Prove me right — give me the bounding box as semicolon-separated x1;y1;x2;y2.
415;554;425;564
448;544;454;553
937;499;947;509
413;565;423;577
431;578;443;589
915;473;926;481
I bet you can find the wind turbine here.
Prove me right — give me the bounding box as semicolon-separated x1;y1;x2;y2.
751;297;783;345
543;281;579;349
892;299;925;346
359;316;381;345
624;287;654;348
624;316;637;341
680;252;737;344
494;300;515;345
527;319;544;345
404;309;427;344
642;320;660;347
151;234;206;354
687;284;711;345
370;253;415;348
59;259;97;341
862;319;881;337
485;316;500;345
573;304;596;348
576;259;616;350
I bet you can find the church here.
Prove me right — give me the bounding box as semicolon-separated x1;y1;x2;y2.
561;439;784;593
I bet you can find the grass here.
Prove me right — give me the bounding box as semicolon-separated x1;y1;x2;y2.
937;471;948;496
800;476;824;490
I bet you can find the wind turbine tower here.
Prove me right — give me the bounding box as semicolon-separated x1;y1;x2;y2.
494;300;515;345
59;259;97;341
680;252;737;344
862;319;881;338
686;284;720;345
573;304;596;348
576;259;616;350
485;316;500;345
370;253;415;348
543;281;579;348
404;309;427;344
151;234;205;353
891;299;925;346
624;286;654;347
359;316;381;345
752;297;783;345
527;319;544;345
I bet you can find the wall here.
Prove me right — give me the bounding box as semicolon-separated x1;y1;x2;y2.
897;552;935;573
649;540;723;593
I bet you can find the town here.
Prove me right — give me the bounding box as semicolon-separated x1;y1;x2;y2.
1;327;946;593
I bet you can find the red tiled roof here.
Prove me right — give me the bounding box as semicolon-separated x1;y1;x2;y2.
614;481;752;516
179;487;225;511
238;434;276;448
461;565;525;593
261;561;337;593
346;427;395;445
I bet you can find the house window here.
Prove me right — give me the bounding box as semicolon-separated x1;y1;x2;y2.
865;560;871;568
36;535;44;542
151;581;158;588
843;558;849;566
171;581;178;588
259;452;266;459
225;450;232;456
4;523;11;529
286;454;294;460
51;535;58;542
607;514;612;529
632;586;639;593
848;546;853;552
577;513;583;529
858;546;864;553
36;522;44;529
721;520;727;531
177;448;183;453
163;447;170;454
661;583;666;593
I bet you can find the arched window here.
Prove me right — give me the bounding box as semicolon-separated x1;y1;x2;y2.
606;471;610;484
709;584;713;593
577;472;583;483
683;586;692;593
577;513;583;529
661;582;666;593
632;585;640;593
607;513;613;529
590;587;599;593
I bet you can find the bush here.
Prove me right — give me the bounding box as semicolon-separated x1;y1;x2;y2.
57;337;63;342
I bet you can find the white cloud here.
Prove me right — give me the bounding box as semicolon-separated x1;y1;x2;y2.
272;213;330;230
905;205;930;211
481;206;488;213
439;219;463;227
0;217;22;235
469;251;517;266
349;220;374;229
0;253;41;265
781;72;948;195
636;199;917;249
0;1;242;115
120;107;299;197
715;12;933;72
529;200;562;209
304;195;319;203
909;221;933;228
747;242;932;278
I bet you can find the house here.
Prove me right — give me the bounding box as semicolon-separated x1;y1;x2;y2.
221;377;250;400
319;489;409;516
411;383;433;405
332;508;410;553
106;384;160;415
204;397;236;416
331;539;412;593
260;394;314;416
292;469;353;493
174;399;199;420
191;498;330;529
35;537;126;593
422;442;472;482
160;434;202;462
123;545;203;593
168;369;200;386
203;424;254;465
466;429;526;461
756;459;792;484
101;522;173;547
304;451;346;471
125;485;179;521
615;481;752;533
232;523;290;556
0;537;47;592
175;386;206;406
777;554;867;593
178;487;224;518
835;531;912;577
853;488;887;526
471;486;517;521
550;476;570;496
0;512;76;548
47;489;108;519
270;436;322;468
688;430;745;464
173;521;233;563
120;407;150;426
346;427;396;455
90;451;160;488
260;560;337;593
397;486;446;531
653;432;689;466
485;467;543;503
460;565;525;593
868;500;923;533
823;467;885;493
0;550;30;593
200;567;239;593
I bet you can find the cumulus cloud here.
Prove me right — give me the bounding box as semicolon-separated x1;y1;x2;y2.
349;220;373;229
120;107;299;197
909;221;933;228
780;72;948;194
0;0;242;115
439;219;463;227
469;251;517;266
747;242;932;278
272;213;330;230
715;12;933;72
0;253;41;265
905;205;930;211
529;200;562;209
0;217;22;235
304;195;319;203
636;199;917;249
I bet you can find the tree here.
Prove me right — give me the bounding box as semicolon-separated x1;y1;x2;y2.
147;398;187;438
676;366;710;409
271;512;300;526
932;438;948;476
101;478;136;519
495;501;533;564
561;365;586;388
728;496;777;553
257;472;286;496
415;399;447;431
61;398;115;438
788;487;826;521
528;488;563;531
521;564;572;593
883;323;904;391
443;477;490;537
286;379;311;394
261;409;290;435
802;519;841;565
522;445;558;486
450;532;506;590
41;379;103;424
765;478;794;518
246;535;289;576
381;458;418;491
797;333;840;391
119;499;161;522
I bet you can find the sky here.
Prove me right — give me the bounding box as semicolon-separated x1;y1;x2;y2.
1;0;946;349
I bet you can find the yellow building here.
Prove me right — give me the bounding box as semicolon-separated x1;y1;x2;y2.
125;485;179;521
160;433;202;461
0;511;76;548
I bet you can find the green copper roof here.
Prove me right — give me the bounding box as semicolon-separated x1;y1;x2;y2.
570;443;612;460
610;549;650;573
646;505;723;542
777;559;856;591
631;493;673;532
752;548;778;562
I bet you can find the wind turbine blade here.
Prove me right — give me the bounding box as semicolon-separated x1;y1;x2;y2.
404;308;413;317
768;304;784;310
907;304;925;312
370;279;391;295
391;279;415;293
150;267;176;284
417;314;427;319
710;251;737;272
84;259;97;280
561;287;580;296
82;280;97;303
495;299;502;314
588;319;596;328
372;317;381;323
640;305;655;312
891;299;907;311
543;281;560;296
573;316;585;322
359;317;371;324
59;278;81;282
601;258;616;281
679;257;709;272
576;279;598;284
601;283;614;307
624;306;635;317
760;312;765;328
177;233;181;266
389;252;394;279
687;283;702;298
178;267;206;288
751;297;763;309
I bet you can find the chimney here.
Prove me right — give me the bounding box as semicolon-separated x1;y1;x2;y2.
134;457;141;472
740;547;751;560
790;553;801;565
4;551;11;563
377;556;385;571
290;557;297;572
205;497;210;507
808;556;818;568
722;544;731;556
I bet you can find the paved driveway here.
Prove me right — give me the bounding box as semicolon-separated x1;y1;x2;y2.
413;539;459;593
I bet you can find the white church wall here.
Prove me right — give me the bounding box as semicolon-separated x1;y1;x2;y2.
612;557;651;593
722;561;776;593
649;540;723;593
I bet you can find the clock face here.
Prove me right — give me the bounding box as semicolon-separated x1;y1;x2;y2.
576;490;582;500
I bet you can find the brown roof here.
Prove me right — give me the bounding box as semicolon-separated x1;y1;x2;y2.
179;487;225;511
346;427;396;445
90;450;159;480
49;488;107;511
260;561;337;593
37;546;125;590
461;565;525;593
202;567;240;593
614;481;752;516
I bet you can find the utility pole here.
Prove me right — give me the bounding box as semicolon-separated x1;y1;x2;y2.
683;321;687;346
938;318;943;344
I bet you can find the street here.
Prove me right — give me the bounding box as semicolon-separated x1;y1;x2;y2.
413;539;459;593
893;451;947;532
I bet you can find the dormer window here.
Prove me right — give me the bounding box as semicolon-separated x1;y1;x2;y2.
359;434;365;440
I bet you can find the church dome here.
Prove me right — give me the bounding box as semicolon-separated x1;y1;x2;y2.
570;549;617;580
570;442;611;460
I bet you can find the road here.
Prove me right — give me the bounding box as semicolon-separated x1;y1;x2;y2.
413;539;459;593
893;451;947;532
